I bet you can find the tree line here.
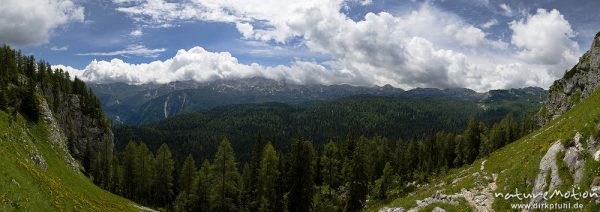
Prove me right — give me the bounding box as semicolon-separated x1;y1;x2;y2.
0;45;105;125
89;111;536;211
114;95;541;165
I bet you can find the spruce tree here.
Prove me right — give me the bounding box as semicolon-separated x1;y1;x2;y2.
135;143;154;203
122;141;138;199
242;133;263;211
179;154;197;194
287;139;315;212
153;143;176;206
321;140;342;189
258;143;280;212
98;138;113;189
110;154;123;195
194;160;212;212
346;139;369;212
173;191;193;212
463;118;481;164
210;138;241;212
377;162;393;199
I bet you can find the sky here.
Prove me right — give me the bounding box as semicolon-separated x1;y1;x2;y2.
1;0;600;91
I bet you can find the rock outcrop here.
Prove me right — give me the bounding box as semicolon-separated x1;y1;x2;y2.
40;88;113;161
531;132;598;205
539;32;600;125
39;97;79;171
380;160;497;212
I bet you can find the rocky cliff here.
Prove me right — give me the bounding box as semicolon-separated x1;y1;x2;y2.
539;32;600;125
40;86;113;161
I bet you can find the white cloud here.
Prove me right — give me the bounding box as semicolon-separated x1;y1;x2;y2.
510;9;580;77
235;22;254;38
481;19;498;29
0;0;84;46
443;24;507;49
103;1;580;91
50;46;69;51
358;0;373;6
499;3;512;16
56;47;357;85
130;29;143;37
77;44;166;58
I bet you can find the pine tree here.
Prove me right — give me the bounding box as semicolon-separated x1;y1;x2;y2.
153;143;176;205
194;160;212;212
135;143;154;203
240;164;251;209
110;154;123;194
406;139;419;176
97;138;113;189
174;191;193;212
210;138;241;212
274;152;287;212
258;143;280;212
242;133;263;211
346;139;369;212
122;141;138;199
453;135;465;166
393;141;408;180
377;162;393;199
287;139;315;212
463;118;481;164
179;154;197;194
321;140;342;189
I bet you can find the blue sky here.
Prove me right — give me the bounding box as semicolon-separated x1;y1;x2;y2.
2;0;600;91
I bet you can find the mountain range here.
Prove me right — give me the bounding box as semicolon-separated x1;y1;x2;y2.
91;77;547;125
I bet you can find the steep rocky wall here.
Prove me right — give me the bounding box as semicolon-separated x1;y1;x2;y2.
41;89;113;161
539;32;600;125
39;97;79;171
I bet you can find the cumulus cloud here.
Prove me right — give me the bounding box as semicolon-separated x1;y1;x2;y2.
510;9;580;77
77;44;166;58
0;0;84;46
55;47;358;85
235;22;254;38
99;0;580;91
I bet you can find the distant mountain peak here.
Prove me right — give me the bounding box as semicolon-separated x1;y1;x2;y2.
90;77;546;124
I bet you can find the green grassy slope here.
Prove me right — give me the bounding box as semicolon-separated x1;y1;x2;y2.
374;86;600;211
0;111;138;211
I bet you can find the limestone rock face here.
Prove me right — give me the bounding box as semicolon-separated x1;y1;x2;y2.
41;90;113;162
539;32;600;125
39;97;78;171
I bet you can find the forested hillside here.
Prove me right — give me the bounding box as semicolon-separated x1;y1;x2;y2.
114;94;540;164
0;46;143;211
101;108;535;211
